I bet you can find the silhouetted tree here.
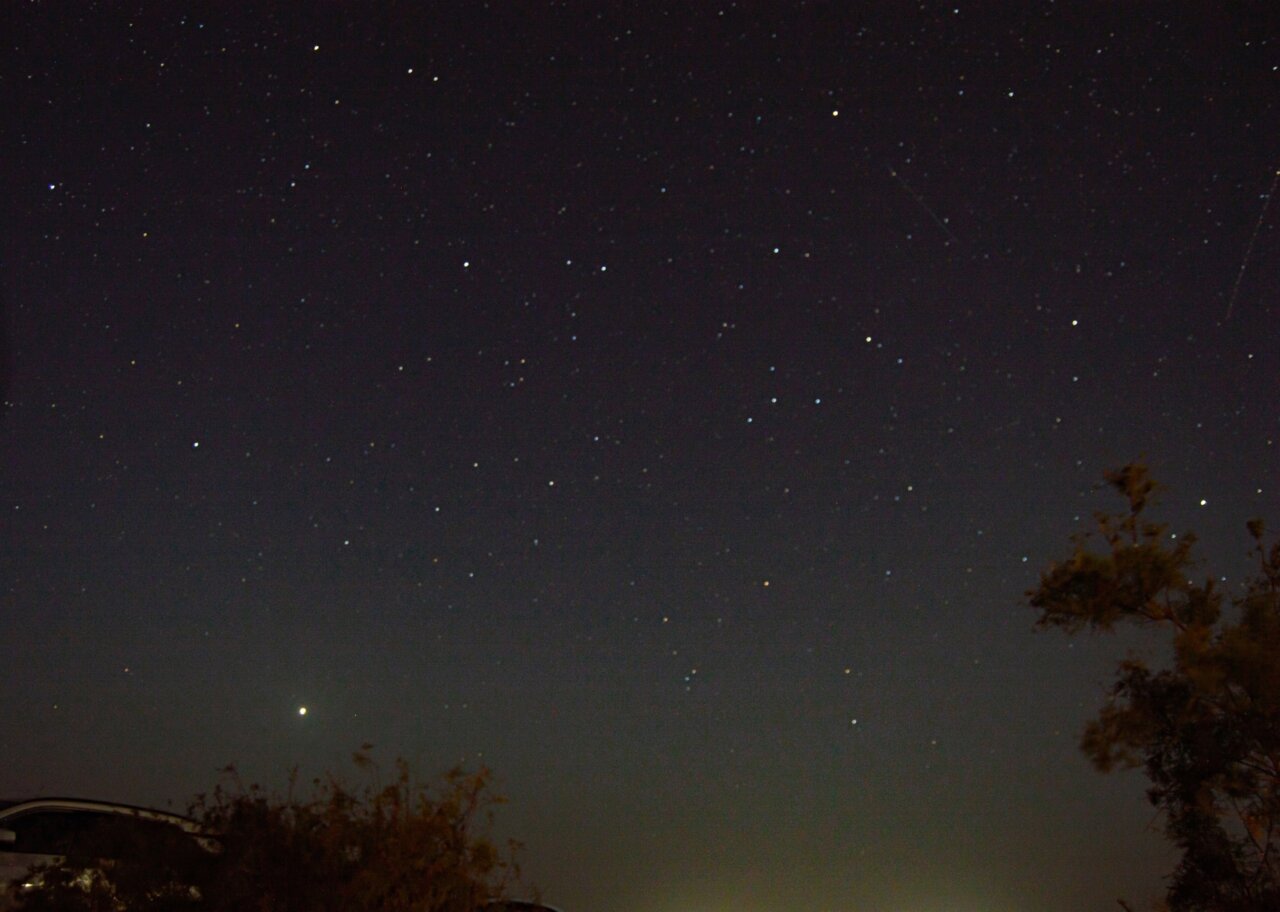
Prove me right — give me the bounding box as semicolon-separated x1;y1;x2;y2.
1030;464;1280;912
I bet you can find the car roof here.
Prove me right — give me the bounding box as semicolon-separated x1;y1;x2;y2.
0;797;203;833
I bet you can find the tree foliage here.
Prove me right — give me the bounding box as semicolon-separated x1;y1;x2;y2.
8;748;524;912
1030;464;1280;912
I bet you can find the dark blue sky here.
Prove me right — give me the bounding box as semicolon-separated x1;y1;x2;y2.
3;4;1278;911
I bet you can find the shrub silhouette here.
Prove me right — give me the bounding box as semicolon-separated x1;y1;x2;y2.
9;747;524;912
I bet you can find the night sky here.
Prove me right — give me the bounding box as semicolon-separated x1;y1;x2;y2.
3;4;1279;911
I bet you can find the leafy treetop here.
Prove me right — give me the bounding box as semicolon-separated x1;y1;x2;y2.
1029;463;1280;912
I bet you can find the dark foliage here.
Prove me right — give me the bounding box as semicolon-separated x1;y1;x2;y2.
7;748;523;912
1030;464;1280;912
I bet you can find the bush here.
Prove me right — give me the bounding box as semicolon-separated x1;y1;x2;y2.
11;747;524;912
